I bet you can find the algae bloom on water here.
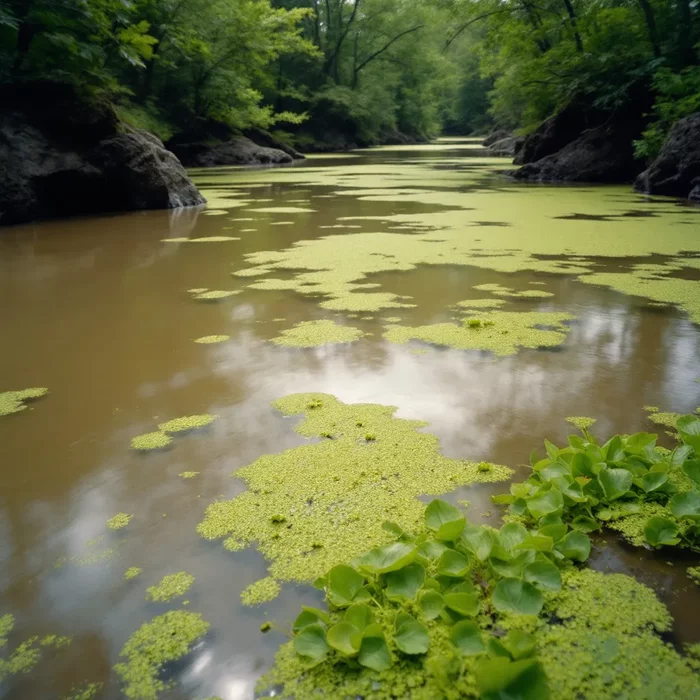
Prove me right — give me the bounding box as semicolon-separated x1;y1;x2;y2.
194;335;230;344
240;577;280;606
270;319;365;347
0;388;48;416
124;567;143;581
114;611;209;700
158;414;216;434
130;432;173;451
106;513;132;530
189;289;241;301
146;572;195;603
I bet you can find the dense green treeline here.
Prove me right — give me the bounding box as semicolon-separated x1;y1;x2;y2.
1;1;698;151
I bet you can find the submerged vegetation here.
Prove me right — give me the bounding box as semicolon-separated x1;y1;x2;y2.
197;393;510;599
0;388;48;417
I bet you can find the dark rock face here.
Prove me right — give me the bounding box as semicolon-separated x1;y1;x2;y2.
168;135;293;167
634;113;700;201
482;130;510;147
0;82;204;227
488;136;521;157
243;127;305;160
512;126;641;184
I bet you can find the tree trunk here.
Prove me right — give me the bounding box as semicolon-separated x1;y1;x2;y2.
561;0;583;53
635;0;660;58
676;0;696;66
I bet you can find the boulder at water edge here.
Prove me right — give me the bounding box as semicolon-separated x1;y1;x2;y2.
634;113;700;201
0;82;204;227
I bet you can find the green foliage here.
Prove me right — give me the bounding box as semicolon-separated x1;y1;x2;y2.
495;415;700;552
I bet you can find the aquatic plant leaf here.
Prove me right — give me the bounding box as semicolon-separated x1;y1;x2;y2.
450;620;484;656
490;550;536;579
437;549;471;578
394;616;430;655
557;531;591;562
671;444;694;467
516;535;554;552
644;516;680;547
537;524;567;543
444;592;480;617
461;524;497;561
356;543;416;575
384;562;425;600
416;540;449;562
503;629;537;660
677;415;700;452
294;623;329;662
669;492;700;521
418;590;444;619
523;559;562;592
641;472;668;493
327;565;365;608
327;622;362;656
526;489;563;519
499;523;529;551
597;467;634;501
358;624;392;671
293;607;330;633
475;657;550;700
343;604;373;631
571;453;594;478
682;460;700;486
570;516;600;533
424;499;465;541
492;579;544;616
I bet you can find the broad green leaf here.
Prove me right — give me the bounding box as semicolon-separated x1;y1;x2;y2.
510;498;527;516
418;590;444;620
526;488;563;519
538;524;567;542
515;535;554;553
382;521;408;539
444;591;480;617
294;623;329;661
356;543;416;575
597;467;633;501
539;463;570;482
394;616;430;655
416;540;449;562
499;523;528;551
523;559;562;592
344;603;373;631
604;435;625;462
503;629;537;660
571;452;594;478
490;550;536;578
327;565;365;608
669;491;700;521
475;658;550;700
491;494;515;505
642;471;668;492
462;524;497;561
644;516;680;547
327;621;362;656
544;439;560;460
437;549;471;578
450;620;485;655
511;483;531;499
682;460;700;486
568;434;586;449
677;415;700;452
293;607;330;632
557;531;591;562
446;580;475;595
486;637;511;658
424;499;465;541
570;515;600;533
671;444;694;468
492;579;543;615
539;512;564;527
384;561;425;601
358;624;392;671
624;432;658;455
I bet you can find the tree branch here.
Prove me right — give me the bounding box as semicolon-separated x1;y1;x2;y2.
354;24;424;76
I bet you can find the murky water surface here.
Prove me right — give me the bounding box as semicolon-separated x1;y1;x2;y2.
1;139;699;698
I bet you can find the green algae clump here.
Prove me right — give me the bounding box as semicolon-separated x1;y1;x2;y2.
114;611;209;700
194;335;230;344
158;414;217;434
197;393;511;593
565;416;597;432
146;572;195;603
162;236;240;243
240;577;281;606
688;566;700;586
124;567;143;581
384;311;573;356
0;388;48;417
60;682;103;700
190;289;241;301
131;432;172;451
271;320;365;347
107;513;133;530
179;471;200;479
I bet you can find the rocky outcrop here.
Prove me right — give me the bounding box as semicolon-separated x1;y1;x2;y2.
0;82;204;227
512;125;641;184
167;135;294;167
634;113;700;201
488;136;521;157
243;127;305;160
482;130;510;147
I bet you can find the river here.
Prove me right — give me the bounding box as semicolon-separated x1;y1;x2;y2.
1;138;699;699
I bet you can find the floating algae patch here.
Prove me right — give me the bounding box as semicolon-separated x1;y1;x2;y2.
190;289;241;301
0;388;48;417
473;283;553;299
270;320;365;347
106;513;132;530
455;298;506;310
383;311;573;356
162;236;240;243
645;406;681;430
565;416;597;432
114;611;209;700
158;414;216;434
124;567;143;581
240;577;281;606
179;471;200;479
194;335;230;344
249;207;315;214
60;681;103;699
187;288;208;294
0;614;71;683
131;432;172;451
146;572;195;603
688;566;700;586
197;393;511;590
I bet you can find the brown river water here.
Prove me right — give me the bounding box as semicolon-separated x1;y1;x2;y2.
1;138;699;698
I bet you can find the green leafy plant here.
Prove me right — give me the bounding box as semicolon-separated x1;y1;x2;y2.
493;416;700;552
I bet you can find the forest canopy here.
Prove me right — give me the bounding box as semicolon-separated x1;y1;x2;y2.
1;1;698;152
